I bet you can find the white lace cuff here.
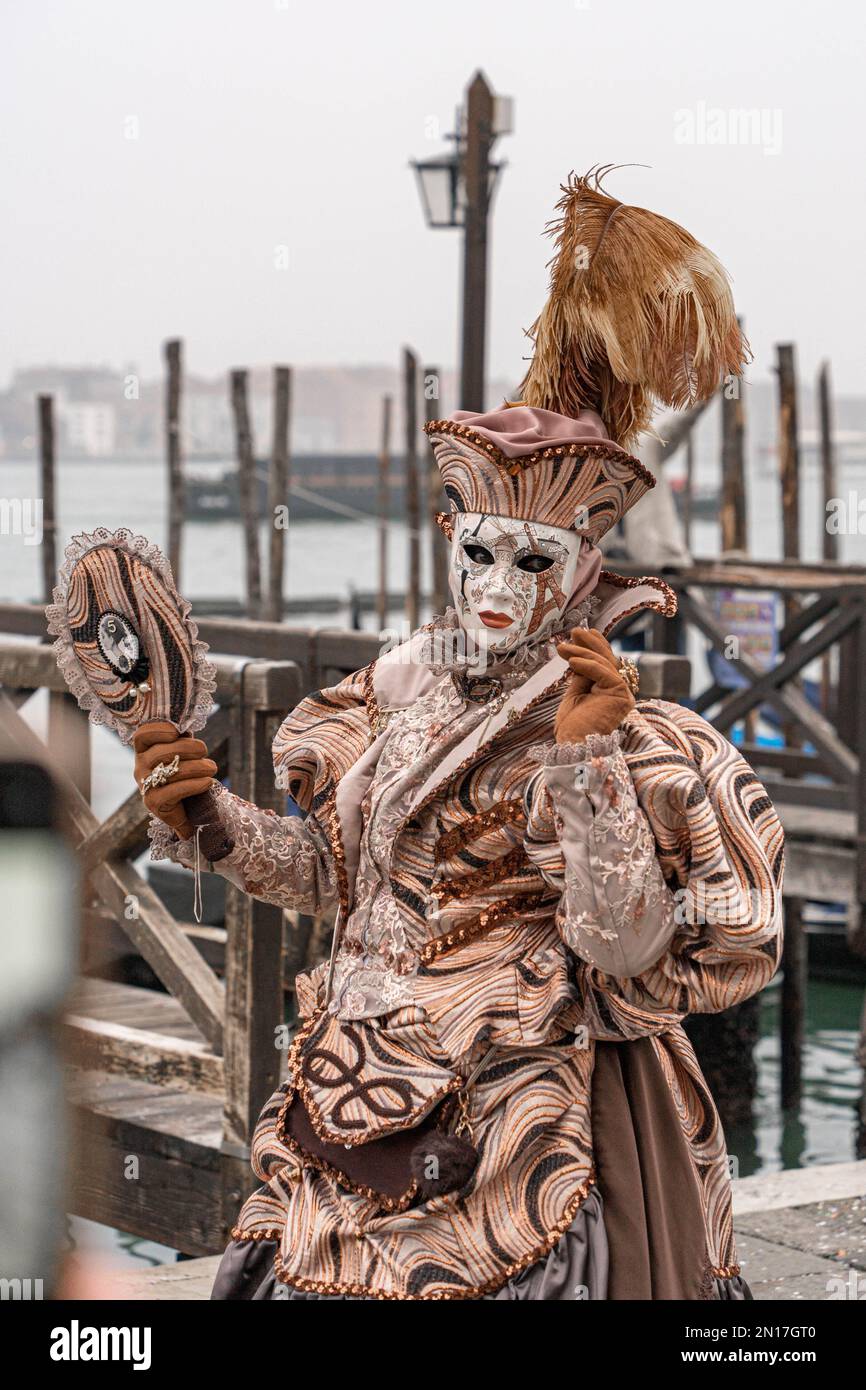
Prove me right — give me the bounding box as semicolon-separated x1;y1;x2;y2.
147;783;337;914
529;730;623;766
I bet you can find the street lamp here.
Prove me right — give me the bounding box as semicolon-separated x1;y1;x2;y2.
411;72;512;411
412;137;464;229
412;134;505;230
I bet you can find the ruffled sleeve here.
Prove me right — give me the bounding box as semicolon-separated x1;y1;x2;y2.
524;727;679;979
147;660;378;913
524;704;785;1041
149;782;337;914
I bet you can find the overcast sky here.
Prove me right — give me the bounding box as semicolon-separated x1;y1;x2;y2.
4;0;865;397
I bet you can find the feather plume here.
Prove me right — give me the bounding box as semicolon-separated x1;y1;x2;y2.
518;167;750;449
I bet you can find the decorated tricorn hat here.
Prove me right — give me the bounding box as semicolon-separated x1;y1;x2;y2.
425;403;653;543
426;166;749;541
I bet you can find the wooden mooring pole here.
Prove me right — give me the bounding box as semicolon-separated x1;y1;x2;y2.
818;362;837;716
425;365;449;615
781;897;806;1110
720;368;747;553
37;394;56;603
776;344;802;749
775;343;806;1106
38;391;89;798
377;394;392;633
165;339;183;585
819;361;837;564
852;596;866;961
230;369;262;619
404;348;421;630
266;366;291;623
682;432;694;552
721;363;755;751
777;344;801;566
460;71;494;412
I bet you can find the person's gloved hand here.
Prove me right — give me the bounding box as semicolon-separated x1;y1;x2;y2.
133;721;217;840
554;628;636;745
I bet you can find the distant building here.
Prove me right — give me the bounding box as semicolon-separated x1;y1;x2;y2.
60;401;116;456
0;361;525;459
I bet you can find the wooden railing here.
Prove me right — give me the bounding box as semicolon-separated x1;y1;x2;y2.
629;557;866;893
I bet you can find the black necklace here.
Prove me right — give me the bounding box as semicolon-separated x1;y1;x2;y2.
452;672;504;704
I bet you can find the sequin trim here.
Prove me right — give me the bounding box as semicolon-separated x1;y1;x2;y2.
419;889;553;963
423;419;652;486
432;845;531;903
361;659;380;734
434;798;524;862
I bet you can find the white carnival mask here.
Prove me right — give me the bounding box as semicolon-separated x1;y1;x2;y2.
448;512;589;661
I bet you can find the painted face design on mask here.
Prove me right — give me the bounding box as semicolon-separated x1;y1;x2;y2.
449;513;583;658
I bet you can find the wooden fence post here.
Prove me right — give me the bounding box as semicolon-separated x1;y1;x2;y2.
377;394;392;633
404;348;421;630
266;366;291;623
165;339;183;585
221;662;299;1153
230;369;262;619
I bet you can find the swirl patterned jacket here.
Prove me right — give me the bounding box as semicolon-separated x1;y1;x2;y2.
152;576;784;1301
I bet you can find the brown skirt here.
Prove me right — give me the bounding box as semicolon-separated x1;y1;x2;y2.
211;1036;751;1301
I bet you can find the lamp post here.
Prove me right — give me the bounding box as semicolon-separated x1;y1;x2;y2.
411;71;512;412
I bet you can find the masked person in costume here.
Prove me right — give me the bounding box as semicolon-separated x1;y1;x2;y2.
136;171;783;1300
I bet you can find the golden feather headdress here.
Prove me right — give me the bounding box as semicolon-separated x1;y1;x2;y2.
518;166;750;449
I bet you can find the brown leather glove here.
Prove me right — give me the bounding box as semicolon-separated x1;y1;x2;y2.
554;628;635;744
133;720;217;840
